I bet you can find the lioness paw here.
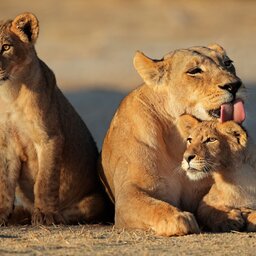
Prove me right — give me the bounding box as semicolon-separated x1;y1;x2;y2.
32;209;66;226
154;211;200;236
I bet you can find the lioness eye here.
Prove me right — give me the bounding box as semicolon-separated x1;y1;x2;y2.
187;137;192;144
224;59;233;67
187;67;203;75
1;44;11;52
205;137;217;143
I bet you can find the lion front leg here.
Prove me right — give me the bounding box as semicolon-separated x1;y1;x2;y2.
0;148;21;225
32;137;65;225
61;192;112;224
115;185;200;236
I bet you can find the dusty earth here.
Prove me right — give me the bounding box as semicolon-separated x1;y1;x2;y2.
0;0;256;255
1;225;256;256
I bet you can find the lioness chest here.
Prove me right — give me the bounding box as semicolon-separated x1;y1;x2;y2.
10;109;40;181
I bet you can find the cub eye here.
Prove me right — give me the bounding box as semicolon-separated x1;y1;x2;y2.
187;67;203;75
224;59;233;67
1;44;11;52
204;137;217;143
187;137;192;144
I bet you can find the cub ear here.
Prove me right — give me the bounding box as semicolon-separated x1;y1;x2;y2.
133;51;167;86
11;12;39;44
176;114;200;139
208;43;226;55
217;121;247;147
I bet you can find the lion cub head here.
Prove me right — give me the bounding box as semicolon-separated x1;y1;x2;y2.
177;115;248;180
0;12;39;86
133;44;246;123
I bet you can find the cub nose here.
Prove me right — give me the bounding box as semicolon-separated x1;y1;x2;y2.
184;153;196;163
218;81;242;96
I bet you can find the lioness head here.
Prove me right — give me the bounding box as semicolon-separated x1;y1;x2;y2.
177;115;248;180
0;12;39;85
133;44;246;123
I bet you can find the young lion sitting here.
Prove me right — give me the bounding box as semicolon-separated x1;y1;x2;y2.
178;115;256;232
0;12;108;225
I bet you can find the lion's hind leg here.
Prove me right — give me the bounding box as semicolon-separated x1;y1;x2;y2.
62;192;113;224
8;205;31;225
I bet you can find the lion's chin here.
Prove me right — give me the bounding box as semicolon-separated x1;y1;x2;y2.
186;169;210;181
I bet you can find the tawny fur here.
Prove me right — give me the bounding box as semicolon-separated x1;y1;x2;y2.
0;12;109;225
99;44;246;236
179;115;256;232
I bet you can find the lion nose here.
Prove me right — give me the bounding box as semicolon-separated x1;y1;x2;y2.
184;153;196;163
218;81;242;96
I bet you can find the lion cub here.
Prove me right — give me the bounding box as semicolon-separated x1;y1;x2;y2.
178;115;256;232
0;12;108;225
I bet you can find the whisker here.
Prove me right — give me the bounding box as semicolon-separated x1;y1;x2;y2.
204;162;215;167
203;163;213;173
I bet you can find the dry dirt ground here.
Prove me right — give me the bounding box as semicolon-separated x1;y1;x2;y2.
0;1;256;255
1;225;256;256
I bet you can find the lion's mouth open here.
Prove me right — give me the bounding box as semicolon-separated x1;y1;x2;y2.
209;99;246;124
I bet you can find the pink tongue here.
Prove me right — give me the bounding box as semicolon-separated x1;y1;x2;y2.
220;99;246;123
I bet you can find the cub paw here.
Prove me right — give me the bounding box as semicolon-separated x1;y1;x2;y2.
32;209;66;226
154;211;200;236
246;211;256;232
212;209;245;232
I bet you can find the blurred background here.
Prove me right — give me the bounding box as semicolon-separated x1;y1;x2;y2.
1;0;256;147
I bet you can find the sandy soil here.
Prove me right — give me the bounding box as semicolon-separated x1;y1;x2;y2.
0;1;256;255
1;225;256;256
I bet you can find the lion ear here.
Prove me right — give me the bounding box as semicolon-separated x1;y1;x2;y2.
133;51;167;86
177;115;200;139
217;121;247;147
11;12;39;44
208;43;226;55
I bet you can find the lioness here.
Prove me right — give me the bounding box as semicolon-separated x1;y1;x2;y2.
100;44;246;236
179;115;256;232
0;12;107;225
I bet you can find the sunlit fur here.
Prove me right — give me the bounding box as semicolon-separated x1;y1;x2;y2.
180;117;248;182
99;43;245;236
181;158;215;181
179;115;256;232
0;13;110;226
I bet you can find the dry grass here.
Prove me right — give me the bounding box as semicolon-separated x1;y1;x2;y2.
1;225;256;255
0;1;256;255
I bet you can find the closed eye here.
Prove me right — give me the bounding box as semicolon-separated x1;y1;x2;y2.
187;67;203;75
